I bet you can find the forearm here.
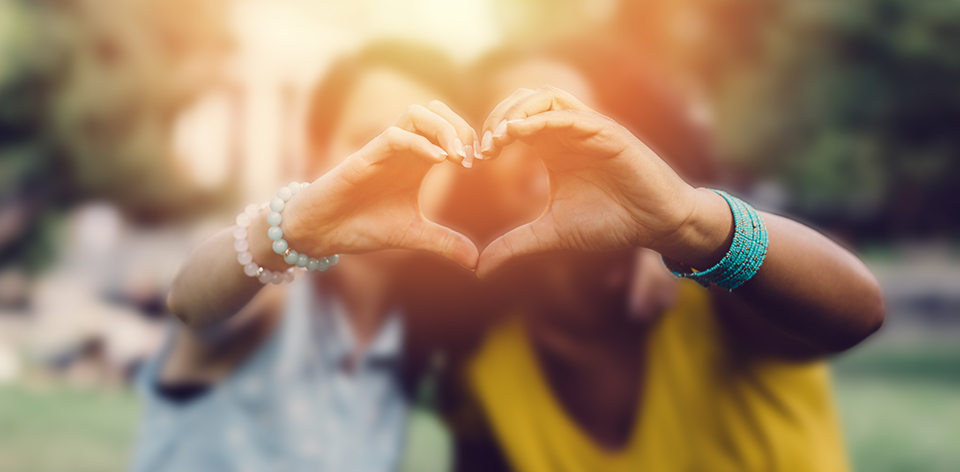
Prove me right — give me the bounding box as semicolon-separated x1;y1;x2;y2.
167;210;289;327
657;188;884;352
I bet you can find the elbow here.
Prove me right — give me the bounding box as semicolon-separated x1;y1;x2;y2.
166;285;200;329
824;277;885;354
861;280;886;340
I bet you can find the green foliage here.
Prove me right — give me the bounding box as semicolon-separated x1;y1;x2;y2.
701;0;960;240
0;0;232;270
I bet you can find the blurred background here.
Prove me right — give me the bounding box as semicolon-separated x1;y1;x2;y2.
1;0;958;470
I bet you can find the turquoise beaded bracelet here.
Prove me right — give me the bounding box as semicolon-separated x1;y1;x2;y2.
663;189;768;291
267;181;340;273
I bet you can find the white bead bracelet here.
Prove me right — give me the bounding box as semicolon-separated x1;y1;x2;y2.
233;181;339;285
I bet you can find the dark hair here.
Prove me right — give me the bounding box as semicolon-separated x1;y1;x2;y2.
473;34;720;185
305;40;467;165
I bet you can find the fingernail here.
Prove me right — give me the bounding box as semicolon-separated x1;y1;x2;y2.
474;139;482;160
462;145;474;168
454;138;466;158
493;120;508;139
481;130;493;153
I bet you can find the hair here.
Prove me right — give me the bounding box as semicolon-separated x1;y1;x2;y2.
472;33;721;185
305;40;467;168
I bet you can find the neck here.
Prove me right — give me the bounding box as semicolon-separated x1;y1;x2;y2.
319;259;394;352
524;291;644;362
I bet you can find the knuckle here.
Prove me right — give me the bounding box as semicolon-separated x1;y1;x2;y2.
426;99;446;110
382;126;405;149
538;84;557;92
383;126;402;140
405;104;426;116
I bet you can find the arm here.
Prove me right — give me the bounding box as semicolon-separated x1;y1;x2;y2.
168;101;480;328
476;86;883;354
166;216;286;328
667;193;884;355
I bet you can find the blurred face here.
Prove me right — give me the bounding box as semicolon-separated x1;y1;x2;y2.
323;67;440;172
313;66;455;273
473;59;634;319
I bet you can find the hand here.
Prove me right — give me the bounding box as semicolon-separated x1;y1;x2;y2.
475;86;712;278
280;101;480;269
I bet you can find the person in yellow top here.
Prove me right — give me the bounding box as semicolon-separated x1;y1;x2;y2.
410;38;884;472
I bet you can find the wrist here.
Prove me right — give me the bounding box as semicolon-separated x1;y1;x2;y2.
654;187;734;270
249;209;289;271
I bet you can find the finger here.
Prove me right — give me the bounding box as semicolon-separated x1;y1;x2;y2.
480;88;535;160
493;87;592;149
376;126;449;165
403;219;480;270
500;110;614;158
426;100;480;167
394;104;469;167
475;218;562;279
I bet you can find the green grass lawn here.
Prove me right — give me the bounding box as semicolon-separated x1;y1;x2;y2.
0;385;140;472
0;335;958;472
832;334;960;472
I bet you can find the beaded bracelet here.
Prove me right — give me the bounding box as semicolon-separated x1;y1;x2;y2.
662;189;768;291
233;181;340;285
234;203;300;285
267;181;340;272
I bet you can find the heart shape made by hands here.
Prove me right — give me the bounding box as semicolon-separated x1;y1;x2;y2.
282;85;704;280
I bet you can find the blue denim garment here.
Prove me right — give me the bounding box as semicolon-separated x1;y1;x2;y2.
131;277;407;472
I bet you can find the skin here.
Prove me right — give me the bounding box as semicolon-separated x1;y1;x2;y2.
476;84;884;352
464;64;883;449
163;68;478;383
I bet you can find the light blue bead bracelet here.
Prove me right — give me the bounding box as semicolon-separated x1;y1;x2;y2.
268;181;340;273
235;203;297;285
663;189;768;291
233;181;340;285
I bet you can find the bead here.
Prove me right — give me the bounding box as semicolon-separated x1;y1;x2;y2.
283;249;299;265
259;270;273;284
237;251;253;265
267;212;282;226
244;262;260;277
327;254;339;266
317;257;330;271
306;258;319;271
233;227;248;240
267;226;283;241
270;198;285;212
272;239;289;254
233;238;249;252
288;181;302;195
245;204;260;219
277;186;293;202
296;254;309;268
283;270;295;283
301;181;310;188
662;190;766;291
271;272;284;285
236;213;251;227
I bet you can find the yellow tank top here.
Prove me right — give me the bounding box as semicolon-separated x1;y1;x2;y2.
467;280;850;472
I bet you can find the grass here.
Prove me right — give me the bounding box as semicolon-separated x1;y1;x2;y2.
832;334;960;472
0;385;140;472
0;335;958;472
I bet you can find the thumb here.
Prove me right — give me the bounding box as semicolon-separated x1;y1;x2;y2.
404;219;479;270
476;218;561;279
